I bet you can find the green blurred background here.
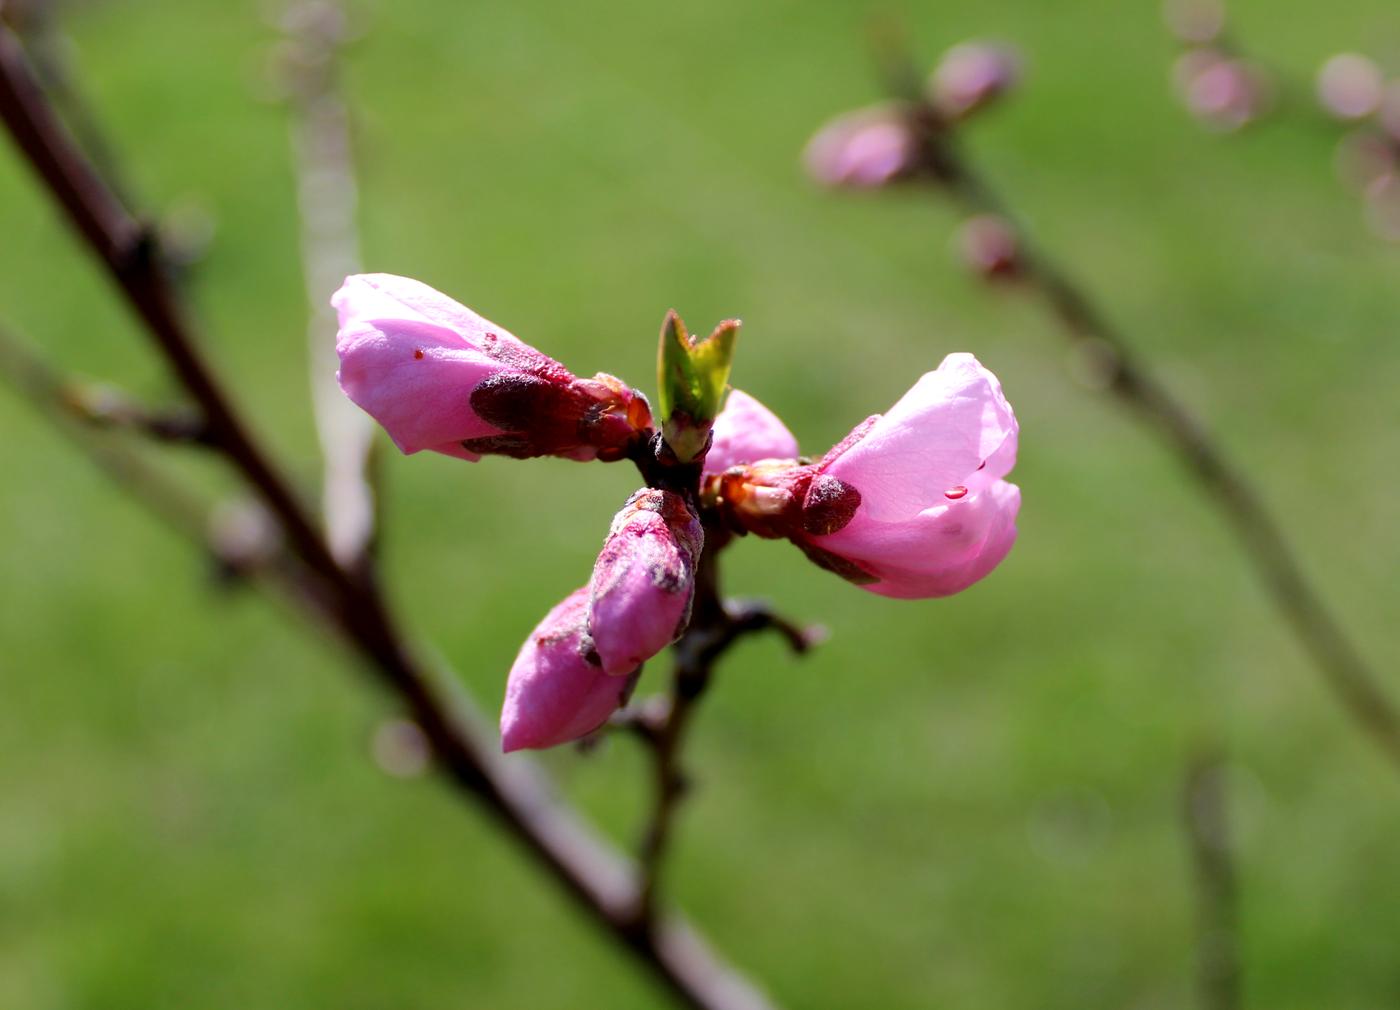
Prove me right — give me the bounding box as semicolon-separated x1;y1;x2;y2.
3;0;1399;1007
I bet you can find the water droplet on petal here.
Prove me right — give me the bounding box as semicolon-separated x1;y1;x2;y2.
945;485;968;500
413;348;424;360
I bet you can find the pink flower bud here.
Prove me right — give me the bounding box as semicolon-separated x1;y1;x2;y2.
928;42;1021;121
801;353;1020;599
1316;53;1384;121
705;388;800;475
588;489;703;675
803;104;918;189
333;273;650;463
500;587;635;752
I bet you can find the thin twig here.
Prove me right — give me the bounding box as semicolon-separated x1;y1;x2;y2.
0;322;222;554
279;0;376;569
0;23;777;1010
1183;748;1242;1010
903;98;1400;773
635;529;816;922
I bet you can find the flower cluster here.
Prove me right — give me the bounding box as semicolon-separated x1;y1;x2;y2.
334;274;1021;751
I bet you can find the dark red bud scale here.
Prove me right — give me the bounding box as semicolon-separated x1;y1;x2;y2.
801;474;863;535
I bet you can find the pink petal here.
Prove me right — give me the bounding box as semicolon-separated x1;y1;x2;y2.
332;273;526;352
706;389;801;475
589;490;702;675
835;480;1021;599
336;316;505;456
500;588;633;752
822;353;1017;522
803;105;917;189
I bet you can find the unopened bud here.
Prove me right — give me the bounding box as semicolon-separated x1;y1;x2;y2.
588;489;703;675
956;214;1021;279
928;42;1021;121
334;274;651;464
803;104;918;189
707;460;811;539
1316;53;1383;121
500;588;635;752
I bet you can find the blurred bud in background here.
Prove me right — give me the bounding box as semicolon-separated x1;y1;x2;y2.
1162;0;1226;45
1334;130;1396;192
956;214;1021;280
928;41;1021;122
1363;173;1400;241
1378;81;1400;141
1316;53;1384;121
371;718;431;779
1172;49;1271;131
803;103;918;189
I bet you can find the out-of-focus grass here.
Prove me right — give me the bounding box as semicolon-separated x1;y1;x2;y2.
2;0;1399;1007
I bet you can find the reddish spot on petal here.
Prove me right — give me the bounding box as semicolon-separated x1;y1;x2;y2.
413;348;425;360
977;461;986;470
944;485;968;500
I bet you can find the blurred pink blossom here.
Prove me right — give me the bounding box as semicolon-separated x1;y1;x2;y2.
1173;50;1270;131
803;104;918;189
956;214;1021;279
929;41;1022;120
1316;53;1383;121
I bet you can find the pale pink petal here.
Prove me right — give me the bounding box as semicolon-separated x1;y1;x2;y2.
500;588;633;753
706;389;800;475
853;481;1020;599
336;316;505;456
822;353;1017;521
332;273;525;351
589;490;702;675
803;105;917;189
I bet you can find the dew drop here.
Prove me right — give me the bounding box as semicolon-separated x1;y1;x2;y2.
413;348;425;360
944;485;968;500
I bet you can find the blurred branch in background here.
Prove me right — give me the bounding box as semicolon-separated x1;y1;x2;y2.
1183;748;1242;1010
1;0;133;201
1162;0;1400;239
808;35;1400;774
276;0;377;569
0;322;247;572
0;18;779;1010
